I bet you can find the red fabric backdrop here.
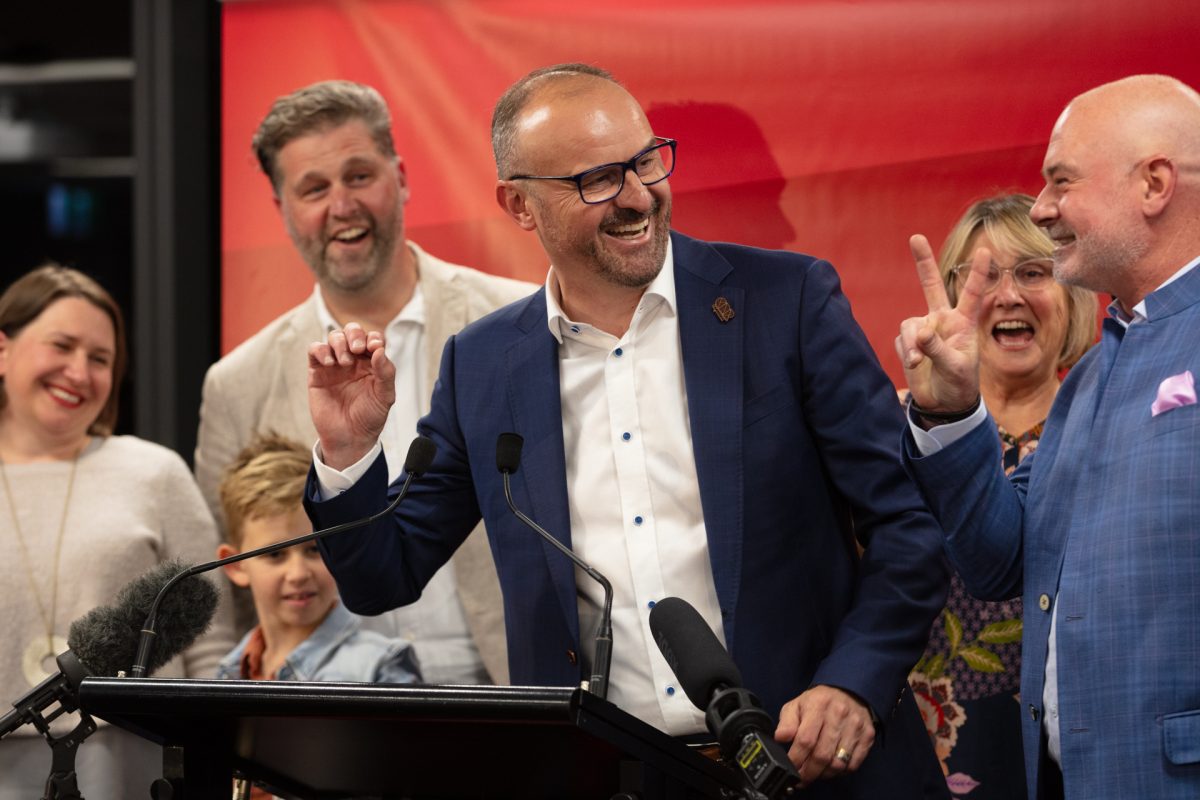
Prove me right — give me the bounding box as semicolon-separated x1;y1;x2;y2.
222;0;1200;384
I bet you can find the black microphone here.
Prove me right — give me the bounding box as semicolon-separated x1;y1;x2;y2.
0;560;219;739
495;432;613;700
649;597;800;799
130;435;438;676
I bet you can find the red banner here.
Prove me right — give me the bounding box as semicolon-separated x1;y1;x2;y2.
223;0;1200;383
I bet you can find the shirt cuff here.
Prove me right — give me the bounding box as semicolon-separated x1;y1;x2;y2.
908;398;990;455
312;440;383;501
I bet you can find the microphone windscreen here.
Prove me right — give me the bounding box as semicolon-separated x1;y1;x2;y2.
496;432;524;474
649;597;743;710
109;559;219;675
404;436;437;476
67;605;142;678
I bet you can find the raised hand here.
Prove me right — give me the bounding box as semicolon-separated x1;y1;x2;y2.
894;235;989;414
307;322;395;470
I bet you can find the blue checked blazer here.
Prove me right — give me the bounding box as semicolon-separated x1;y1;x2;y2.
904;261;1200;799
310;232;950;798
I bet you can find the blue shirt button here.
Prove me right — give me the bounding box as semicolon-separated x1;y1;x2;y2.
666;686;675;696
622;432;631;441
634;515;644;525
647;600;656;609
614;347;624;357
570;325;580;333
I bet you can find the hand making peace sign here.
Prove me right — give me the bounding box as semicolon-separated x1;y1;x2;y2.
894;235;992;415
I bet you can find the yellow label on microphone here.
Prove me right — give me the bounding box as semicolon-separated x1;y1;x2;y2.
737;737;764;769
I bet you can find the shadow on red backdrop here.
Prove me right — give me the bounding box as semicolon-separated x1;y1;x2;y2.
647;101;797;250
222;0;1198;383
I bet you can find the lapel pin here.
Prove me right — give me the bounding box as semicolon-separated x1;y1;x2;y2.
711;296;735;323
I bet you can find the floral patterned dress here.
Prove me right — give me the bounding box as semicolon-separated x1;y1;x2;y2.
908;422;1042;799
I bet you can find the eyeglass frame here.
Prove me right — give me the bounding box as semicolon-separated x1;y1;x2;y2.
950;257;1056;293
505;137;677;205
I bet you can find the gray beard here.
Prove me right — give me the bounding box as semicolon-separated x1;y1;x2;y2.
1054;229;1149;295
311;227;396;294
591;202;672;289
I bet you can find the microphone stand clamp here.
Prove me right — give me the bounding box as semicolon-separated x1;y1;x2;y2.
40;711;97;800
707;686;800;799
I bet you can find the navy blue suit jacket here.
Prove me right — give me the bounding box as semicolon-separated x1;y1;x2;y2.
310;233;949;798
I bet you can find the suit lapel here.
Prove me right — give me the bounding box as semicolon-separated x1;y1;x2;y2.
673;235;745;639
504;292;580;641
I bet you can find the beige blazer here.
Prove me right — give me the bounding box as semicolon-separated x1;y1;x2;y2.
194;242;535;683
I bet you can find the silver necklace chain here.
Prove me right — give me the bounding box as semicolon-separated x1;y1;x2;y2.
0;448;81;654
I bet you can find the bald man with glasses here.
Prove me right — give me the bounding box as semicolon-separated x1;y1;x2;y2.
305;64;950;798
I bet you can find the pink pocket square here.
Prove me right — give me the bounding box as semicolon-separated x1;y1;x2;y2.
1151;370;1196;417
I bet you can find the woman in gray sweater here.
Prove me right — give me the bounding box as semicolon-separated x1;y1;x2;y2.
0;264;234;798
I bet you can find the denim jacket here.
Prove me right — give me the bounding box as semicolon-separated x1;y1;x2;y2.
215;602;422;683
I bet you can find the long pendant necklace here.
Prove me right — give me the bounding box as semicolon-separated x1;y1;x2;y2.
0;448;80;686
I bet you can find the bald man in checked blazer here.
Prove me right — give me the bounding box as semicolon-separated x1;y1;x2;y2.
899;74;1200;799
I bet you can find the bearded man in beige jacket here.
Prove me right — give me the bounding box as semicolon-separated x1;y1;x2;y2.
196;80;533;684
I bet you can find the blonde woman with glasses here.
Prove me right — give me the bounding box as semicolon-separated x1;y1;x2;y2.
900;194;1097;798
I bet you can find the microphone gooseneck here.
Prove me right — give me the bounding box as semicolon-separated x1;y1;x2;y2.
650;597;801;799
495;432;613;700
130;435;438;677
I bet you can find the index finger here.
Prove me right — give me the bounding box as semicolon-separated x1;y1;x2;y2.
953;245;992;326
909;234;951;313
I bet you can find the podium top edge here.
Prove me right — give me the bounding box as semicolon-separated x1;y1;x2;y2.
80;678;582;719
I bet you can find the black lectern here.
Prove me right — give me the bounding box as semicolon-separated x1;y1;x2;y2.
79;679;742;799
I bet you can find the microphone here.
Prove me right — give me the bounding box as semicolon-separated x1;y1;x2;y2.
649;597;800;799
130;435;438;676
495;432;613;700
0;560;219;739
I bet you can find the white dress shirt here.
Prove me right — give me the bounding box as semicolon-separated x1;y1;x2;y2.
313;284;487;685
545;240;725;735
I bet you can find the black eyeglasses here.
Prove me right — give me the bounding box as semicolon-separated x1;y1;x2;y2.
507;137;676;204
950;257;1055;293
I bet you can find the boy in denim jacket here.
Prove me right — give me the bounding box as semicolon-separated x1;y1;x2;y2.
214;434;421;683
